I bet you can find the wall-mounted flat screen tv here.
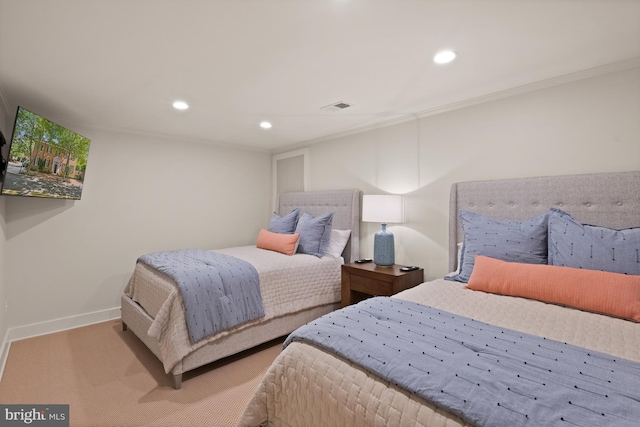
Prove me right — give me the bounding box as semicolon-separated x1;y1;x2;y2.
0;106;91;200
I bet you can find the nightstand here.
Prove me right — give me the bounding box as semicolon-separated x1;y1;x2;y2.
341;263;424;307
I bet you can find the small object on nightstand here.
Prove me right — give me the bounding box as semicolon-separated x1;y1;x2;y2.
355;258;373;264
400;266;419;272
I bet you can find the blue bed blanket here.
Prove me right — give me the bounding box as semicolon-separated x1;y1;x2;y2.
138;249;264;344
285;297;640;427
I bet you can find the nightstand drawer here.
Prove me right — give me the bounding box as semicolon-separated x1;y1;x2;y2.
350;274;393;296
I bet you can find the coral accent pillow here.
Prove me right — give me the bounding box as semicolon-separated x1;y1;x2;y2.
467;255;640;322
256;229;300;256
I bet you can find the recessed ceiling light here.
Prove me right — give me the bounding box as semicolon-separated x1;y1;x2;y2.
172;100;189;110
260;121;272;129
433;50;457;64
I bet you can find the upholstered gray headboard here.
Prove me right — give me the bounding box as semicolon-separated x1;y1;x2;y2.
449;171;640;272
277;189;360;263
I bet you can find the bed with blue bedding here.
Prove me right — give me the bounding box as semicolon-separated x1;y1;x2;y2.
137;249;264;344
121;189;360;389
238;171;640;427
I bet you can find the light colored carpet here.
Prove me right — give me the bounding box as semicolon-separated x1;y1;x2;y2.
0;320;283;426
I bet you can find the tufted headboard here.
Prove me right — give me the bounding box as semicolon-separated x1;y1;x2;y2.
277;189;360;263
448;171;640;272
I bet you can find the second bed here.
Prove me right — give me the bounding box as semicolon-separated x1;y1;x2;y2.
121;188;360;388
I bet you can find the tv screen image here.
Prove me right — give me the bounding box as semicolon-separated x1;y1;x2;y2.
1;106;91;200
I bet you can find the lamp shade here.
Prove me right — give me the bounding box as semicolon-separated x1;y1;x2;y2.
362;195;405;224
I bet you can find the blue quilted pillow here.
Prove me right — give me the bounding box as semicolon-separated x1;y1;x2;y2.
548;208;640;275
447;210;549;283
295;212;334;257
268;208;299;234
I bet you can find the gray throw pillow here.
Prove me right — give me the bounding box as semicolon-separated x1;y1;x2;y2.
548;208;640;275
268;208;299;234
447;210;549;283
295;212;334;257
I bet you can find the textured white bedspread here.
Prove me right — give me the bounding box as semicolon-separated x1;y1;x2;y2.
237;279;640;427
124;246;342;373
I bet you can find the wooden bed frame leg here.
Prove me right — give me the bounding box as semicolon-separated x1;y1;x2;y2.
173;373;182;389
122;322;128;331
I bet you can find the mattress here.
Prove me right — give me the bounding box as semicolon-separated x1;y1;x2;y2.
124;245;342;373
237;279;640;427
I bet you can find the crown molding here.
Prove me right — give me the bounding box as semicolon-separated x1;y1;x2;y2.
413;56;640;120
2;56;638;155
56;120;272;154
276;57;640;154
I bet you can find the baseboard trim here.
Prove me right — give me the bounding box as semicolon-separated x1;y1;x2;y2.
7;306;122;342
0;306;121;381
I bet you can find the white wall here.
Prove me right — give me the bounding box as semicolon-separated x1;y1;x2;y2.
1;127;272;333
0;66;638;339
307;67;640;279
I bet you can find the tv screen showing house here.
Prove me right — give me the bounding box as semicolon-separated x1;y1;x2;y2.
1;106;91;200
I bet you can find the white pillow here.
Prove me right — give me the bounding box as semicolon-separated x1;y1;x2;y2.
324;229;351;258
446;242;464;276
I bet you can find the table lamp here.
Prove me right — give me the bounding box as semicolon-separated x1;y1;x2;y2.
362;194;405;266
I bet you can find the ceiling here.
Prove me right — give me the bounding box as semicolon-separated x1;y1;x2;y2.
1;0;639;152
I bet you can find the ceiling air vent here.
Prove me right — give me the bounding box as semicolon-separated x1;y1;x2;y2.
321;101;353;112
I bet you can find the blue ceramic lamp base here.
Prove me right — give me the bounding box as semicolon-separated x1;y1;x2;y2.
373;223;395;266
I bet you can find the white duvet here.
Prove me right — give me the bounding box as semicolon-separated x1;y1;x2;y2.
237;279;640;427
124;246;342;373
